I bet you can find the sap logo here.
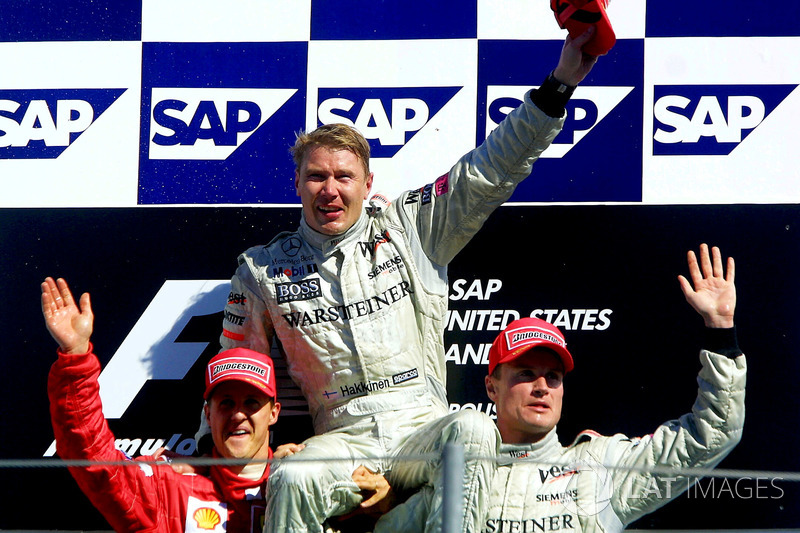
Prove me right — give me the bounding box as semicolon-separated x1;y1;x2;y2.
485;85;633;157
317;87;461;158
0;89;125;159
149;87;296;160
450;278;502;301
653;84;796;155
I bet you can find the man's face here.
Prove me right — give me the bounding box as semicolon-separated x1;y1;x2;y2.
485;348;564;444
204;381;280;462
295;146;374;236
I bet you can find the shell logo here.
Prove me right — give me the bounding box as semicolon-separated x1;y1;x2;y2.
193;507;222;530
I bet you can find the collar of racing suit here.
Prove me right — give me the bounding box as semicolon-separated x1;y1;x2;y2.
298;210;369;256
498;427;562;464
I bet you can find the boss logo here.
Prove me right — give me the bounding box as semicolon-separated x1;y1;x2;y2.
276;278;322;304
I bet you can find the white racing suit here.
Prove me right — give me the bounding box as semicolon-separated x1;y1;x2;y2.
375;332;747;532
219;89;566;533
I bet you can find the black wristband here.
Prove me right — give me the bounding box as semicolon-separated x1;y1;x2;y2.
530;71;576;118
703;326;742;359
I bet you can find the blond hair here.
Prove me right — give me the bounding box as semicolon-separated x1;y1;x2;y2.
290;123;371;175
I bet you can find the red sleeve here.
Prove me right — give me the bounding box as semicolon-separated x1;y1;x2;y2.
48;347;165;531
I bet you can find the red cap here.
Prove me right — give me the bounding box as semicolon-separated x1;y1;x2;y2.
204;348;277;400
488;317;574;375
551;0;616;56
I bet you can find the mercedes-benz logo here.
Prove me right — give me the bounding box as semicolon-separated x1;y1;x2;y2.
282;237;302;257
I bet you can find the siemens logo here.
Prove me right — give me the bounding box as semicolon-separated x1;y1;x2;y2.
317;87;461;158
653;84;796;155
0;89;125;159
148;87;296;160
485;86;633;158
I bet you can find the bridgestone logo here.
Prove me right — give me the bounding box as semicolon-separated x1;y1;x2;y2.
512;331;559;344
507;328;565;350
212;362;266;377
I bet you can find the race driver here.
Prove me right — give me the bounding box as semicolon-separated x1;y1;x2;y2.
215;30;602;533
371;244;746;532
43;276;283;532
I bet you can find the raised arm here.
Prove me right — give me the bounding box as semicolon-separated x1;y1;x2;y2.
41;277;93;354
677;244;736;328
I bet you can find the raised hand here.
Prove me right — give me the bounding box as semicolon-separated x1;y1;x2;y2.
677;244;736;329
553;28;600;86
41;277;93;354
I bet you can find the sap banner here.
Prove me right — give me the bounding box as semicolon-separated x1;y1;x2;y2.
0;1;799;206
1;0;800;530
1;206;798;530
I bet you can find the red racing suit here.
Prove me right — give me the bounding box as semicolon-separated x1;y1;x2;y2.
48;346;271;533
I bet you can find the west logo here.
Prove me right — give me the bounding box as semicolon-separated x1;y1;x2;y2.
317;87;461;157
0;89;125;159
358;230;392;259
653;85;796;155
485;86;633;157
148;87;296;160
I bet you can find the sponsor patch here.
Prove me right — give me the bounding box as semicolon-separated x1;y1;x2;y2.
281;236;303;257
506;326;566;352
276;278;322;304
392;367;419;385
186;496;227;533
434;173;449;196
227;291;247;305
271;263;319;278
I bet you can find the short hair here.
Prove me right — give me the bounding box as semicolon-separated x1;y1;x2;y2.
290;123;371;175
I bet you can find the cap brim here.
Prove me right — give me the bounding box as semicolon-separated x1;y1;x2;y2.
204;375;276;401
498;342;574;374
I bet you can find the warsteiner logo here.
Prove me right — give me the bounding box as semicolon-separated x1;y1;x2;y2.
317;87;461;157
0;89;125;159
